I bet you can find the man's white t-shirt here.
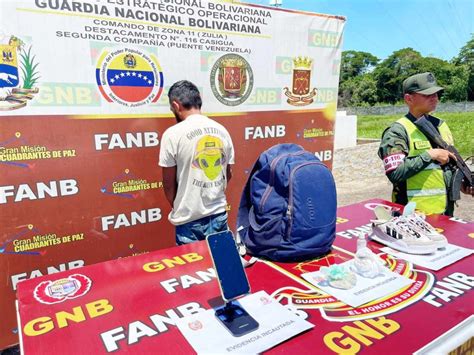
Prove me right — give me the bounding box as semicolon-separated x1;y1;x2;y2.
159;114;235;225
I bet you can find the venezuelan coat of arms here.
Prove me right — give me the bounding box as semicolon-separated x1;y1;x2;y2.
0;35;40;111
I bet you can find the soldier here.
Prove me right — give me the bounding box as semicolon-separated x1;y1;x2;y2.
159;80;235;244
378;72;473;216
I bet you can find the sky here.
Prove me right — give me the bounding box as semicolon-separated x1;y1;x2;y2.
243;0;474;61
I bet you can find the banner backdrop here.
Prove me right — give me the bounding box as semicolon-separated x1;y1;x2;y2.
0;0;345;348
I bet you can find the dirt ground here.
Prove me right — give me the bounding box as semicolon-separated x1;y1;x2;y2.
333;142;473;222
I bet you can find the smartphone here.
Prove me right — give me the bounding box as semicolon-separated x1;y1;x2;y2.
206;230;250;302
206;230;258;337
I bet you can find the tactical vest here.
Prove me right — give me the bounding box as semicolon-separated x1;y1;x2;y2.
397;117;453;214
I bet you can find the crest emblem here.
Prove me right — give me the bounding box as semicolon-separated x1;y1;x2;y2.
123;54;136;68
188;320;203;331
96;48;164;107
284;56;317;106
210;54;253;106
33;274;92;304
0;36;40;111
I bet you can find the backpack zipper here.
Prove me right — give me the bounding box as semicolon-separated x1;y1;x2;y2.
287;161;328;239
258;150;305;213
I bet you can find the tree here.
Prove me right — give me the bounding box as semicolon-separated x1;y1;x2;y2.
372;48;423;103
337;40;473;106
338;74;378;107
453;34;474;101
417;57;468;102
339;50;379;83
338;50;378;106
441;65;469;102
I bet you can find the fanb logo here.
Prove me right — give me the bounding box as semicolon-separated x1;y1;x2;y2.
210;54;253;106
0;36;40;111
283;56;317;106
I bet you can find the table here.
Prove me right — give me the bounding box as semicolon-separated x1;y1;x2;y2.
16;199;474;354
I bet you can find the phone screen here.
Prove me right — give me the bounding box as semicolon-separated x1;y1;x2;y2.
207;230;250;301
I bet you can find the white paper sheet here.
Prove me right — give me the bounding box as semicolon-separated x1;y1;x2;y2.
175;290;314;354
381;243;473;271
301;259;413;307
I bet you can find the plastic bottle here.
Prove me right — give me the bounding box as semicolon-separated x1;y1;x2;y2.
357;233;367;252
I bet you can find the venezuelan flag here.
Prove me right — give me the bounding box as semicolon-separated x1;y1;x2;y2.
96;52;159;103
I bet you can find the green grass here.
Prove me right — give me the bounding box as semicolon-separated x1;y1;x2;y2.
358;112;474;158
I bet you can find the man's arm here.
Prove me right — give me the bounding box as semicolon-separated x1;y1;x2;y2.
461;178;474;196
162;166;177;208
226;164;232;184
380;128;454;184
378;124;433;184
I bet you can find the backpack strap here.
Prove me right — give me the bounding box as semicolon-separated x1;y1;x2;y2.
236;156;262;234
235;225;247;256
235;226;257;267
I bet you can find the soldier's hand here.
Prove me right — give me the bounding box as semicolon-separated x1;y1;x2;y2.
461;178;474;197
428;148;456;165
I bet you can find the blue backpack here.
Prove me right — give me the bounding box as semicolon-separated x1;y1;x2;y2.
236;144;337;262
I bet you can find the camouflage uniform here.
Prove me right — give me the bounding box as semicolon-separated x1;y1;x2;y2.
378;113;455;216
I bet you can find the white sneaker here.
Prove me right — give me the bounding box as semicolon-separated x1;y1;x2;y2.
371;218;438;255
405;213;447;248
371;206;448;251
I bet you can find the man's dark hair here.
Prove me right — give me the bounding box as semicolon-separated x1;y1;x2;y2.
168;80;202;109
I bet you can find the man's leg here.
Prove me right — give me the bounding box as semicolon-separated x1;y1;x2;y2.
208;212;229;235
175;217;210;245
175;212;229;245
